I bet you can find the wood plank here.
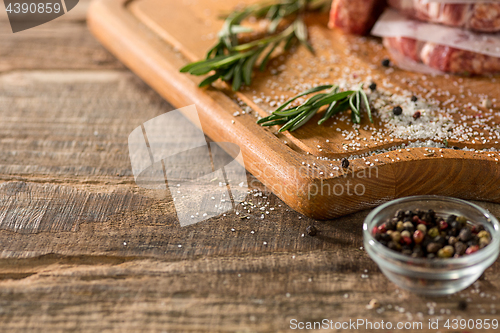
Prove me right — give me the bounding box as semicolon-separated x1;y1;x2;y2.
0;253;497;332
0;181;153;234
0;70;174;182
0;0;123;72
88;0;500;219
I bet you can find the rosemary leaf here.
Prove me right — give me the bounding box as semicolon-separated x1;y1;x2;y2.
318;99;349;125
360;89;373;123
290;107;319;131
268;15;282;33
283;33;297;51
232;59;245;91
180;0;329;90
266;4;279;21
294;19;314;53
224;25;254;35
349;93;361;124
274;84;333;113
279;109;309;132
223;66;235;81
199;71;222;88
259;41;280;71
205;42;222;60
179;54;227;73
257;113;284;124
356;91;360;111
243;48;264;85
260;119;290;126
311;90;353;108
318;101;338;125
259;85;374;132
273;106;302;117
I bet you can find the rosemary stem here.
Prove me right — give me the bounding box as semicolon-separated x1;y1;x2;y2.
232;24;295;52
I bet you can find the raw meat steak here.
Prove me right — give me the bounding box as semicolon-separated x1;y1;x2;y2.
328;0;387;35
388;0;500;32
384;36;500;74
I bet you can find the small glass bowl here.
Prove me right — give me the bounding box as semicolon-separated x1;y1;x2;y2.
363;195;500;296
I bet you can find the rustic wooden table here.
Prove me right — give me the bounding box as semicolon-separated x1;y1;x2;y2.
0;1;499;332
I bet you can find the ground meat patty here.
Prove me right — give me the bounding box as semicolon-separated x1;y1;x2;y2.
384;36;500;75
328;0;386;35
388;0;500;32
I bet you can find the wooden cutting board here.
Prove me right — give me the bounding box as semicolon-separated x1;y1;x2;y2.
87;0;500;219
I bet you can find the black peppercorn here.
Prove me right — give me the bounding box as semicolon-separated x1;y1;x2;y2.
434;236;446;246
411;95;418;102
424;212;436;224
459;228;472;242
454;241;467;255
341;157;349;169
448;228;459;237
467;236;479;246
369;82;377;91
388;241;401;251
374;209;491;259
306;225;317;236
422;236;432;249
386;220;397;231
392;106;403;115
446;214;457;224
457;300;468;311
379;240;389;246
381;58;391;67
427;242;442;253
380;233;392;242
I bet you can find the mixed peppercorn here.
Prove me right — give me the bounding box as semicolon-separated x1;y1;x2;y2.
372;209;492;259
392;106;403;116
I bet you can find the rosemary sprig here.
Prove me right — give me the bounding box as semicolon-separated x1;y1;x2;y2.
257;85;373;132
180;0;330;91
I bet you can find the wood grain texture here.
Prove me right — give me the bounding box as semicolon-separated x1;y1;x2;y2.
0;1;499;331
0;70;174;183
0;0;122;72
87;0;500;219
0;251;498;332
0;181;152;233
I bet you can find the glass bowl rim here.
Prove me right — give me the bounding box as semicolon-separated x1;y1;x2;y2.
363;195;500;266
